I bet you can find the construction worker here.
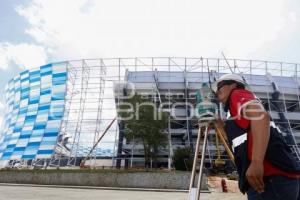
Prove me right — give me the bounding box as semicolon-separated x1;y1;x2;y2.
212;74;300;200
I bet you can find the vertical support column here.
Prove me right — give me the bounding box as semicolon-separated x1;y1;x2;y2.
184;59;192;148
168;57;173;170
116;121;124;168
91;59;107;168
67;60;90;166
116;58;124;169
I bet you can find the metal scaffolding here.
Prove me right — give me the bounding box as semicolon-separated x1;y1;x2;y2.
1;57;300;169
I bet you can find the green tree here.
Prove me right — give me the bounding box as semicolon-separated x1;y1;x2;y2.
173;147;193;171
117;94;169;168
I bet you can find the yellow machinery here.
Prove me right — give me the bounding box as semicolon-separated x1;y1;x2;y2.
213;128;226;168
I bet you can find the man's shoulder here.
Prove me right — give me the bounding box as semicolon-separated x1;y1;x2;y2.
229;89;256;107
231;88;253;96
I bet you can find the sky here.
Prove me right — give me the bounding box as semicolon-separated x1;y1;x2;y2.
0;0;300;127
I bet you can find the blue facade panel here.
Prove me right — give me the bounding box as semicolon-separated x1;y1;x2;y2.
0;62;67;160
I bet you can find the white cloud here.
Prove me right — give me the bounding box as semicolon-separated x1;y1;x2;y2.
0;43;47;70
13;0;297;62
0;0;297;71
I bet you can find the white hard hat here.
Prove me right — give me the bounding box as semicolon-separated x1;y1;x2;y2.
211;73;247;93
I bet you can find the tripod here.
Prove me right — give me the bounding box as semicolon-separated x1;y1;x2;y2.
187;116;235;200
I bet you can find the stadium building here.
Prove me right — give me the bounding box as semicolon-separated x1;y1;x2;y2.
0;58;299;169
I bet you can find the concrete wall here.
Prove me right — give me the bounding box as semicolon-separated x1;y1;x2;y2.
0;170;208;190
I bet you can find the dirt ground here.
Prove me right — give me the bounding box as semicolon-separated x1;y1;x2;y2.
207;176;247;199
208;175;240;193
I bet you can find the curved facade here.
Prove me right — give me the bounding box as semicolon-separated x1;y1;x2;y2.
0;63;67;161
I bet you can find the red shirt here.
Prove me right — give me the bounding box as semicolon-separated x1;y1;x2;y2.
229;89;299;178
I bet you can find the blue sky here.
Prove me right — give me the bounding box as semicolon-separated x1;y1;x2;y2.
0;0;32;44
0;0;300;126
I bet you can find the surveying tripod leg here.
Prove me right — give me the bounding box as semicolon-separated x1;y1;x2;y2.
188;125;203;200
196;125;209;199
188;124;209;200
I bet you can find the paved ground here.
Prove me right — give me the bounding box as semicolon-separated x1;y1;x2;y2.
0;184;246;200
